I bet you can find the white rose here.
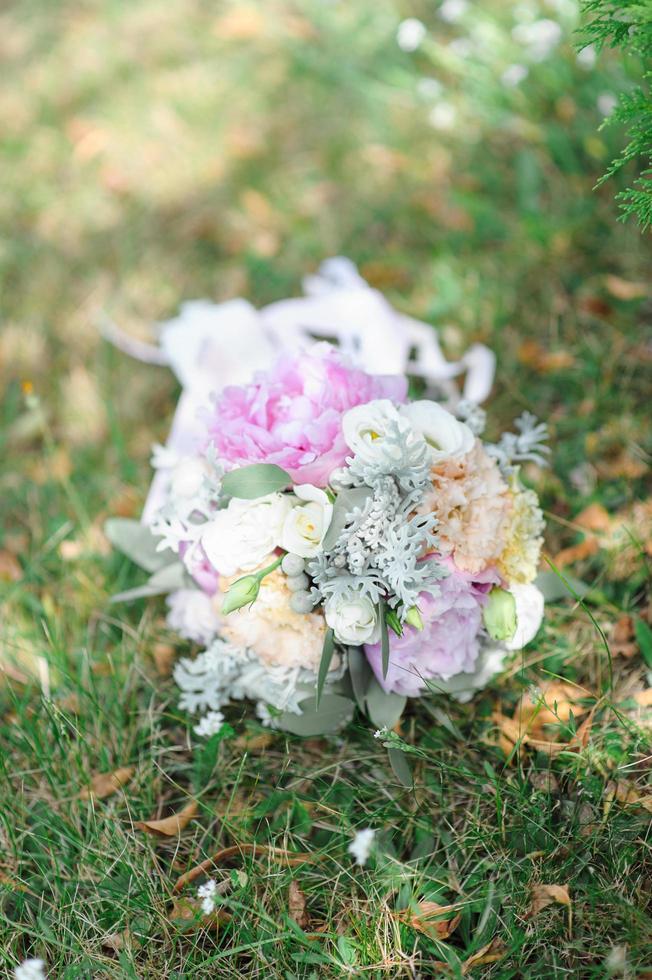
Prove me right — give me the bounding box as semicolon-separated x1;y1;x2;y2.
202;493;291;576
505;582;545;650
325;592;379;645
166;588;220;645
400;400;474;463
342;399;412;463
281;484;333;558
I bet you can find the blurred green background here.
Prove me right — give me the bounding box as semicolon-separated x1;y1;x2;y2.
1;1;651;976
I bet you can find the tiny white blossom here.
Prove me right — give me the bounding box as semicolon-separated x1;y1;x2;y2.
439;0;469;24
373;727;388;739
348;828;376;867
598;93;617;117
193;710;225;738
397;18;427;52
428;102;457;130
197;879;218;915
15;961;46;980
502;63;529;87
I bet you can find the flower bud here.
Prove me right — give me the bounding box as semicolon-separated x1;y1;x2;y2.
405;605;424;631
290;590;314;614
281;553;305;577
482;587;517;642
286;572;310;592
385;608;403;637
221;575;261;615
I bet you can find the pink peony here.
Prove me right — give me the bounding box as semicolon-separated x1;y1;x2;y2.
365;561;501;697
204;344;408;487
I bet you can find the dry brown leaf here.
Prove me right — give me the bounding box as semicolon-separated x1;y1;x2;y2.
604;780;652;817
604;275;648;301
575;502;612;534
101;931;130;953
80;766;134;801
596;450;648;480
517;340;575;373
396;901;461;940
517;682;588;736
234;731;275;752
528;883;571;917
173;843;323;893
0;550;22;582
288;880;309;928
551;536;600;569
633;689;652;707
169;896;231;932
462;938;507;974
152;643;176;677
136;799;198;838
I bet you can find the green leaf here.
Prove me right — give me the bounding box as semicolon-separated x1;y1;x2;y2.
364;676;406;729
387;747;413;788
221;463;292;499
348;646;373;713
316;628;335;707
635;618;652;669
321;487;372;551
379;601;390;679
110;562;187;603
104;518;174;572
535;570;590;603
275;694;354;736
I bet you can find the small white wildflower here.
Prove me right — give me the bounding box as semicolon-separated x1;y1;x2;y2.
428;102;457;130
15;961;46;980
502;63;529;87
397;18;427;52
577;44;596;69
373;727;388;739
197;879;218;915
598;92;617;117
348;828;376;867
193;710;225;738
439;0;469;23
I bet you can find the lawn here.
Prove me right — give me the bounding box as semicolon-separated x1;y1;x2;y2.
1;1;651;977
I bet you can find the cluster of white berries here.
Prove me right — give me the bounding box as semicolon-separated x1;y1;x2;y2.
281;553;314;614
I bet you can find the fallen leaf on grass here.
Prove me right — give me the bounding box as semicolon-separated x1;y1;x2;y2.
517;682;589;735
604;780;652;817
0;550;22;582
80;766;134;800
604;274;648;301
528;884;571;918
136;799;198;837
169;896;231;932
394;901;461;940
610;615;637;658
575;502;612;534
551;536;600;569
462;938;507;973
233;731;276;752
173;844;323;893
518;340;575;372
633;689;652;708
288;880;309;928
152;643;176;677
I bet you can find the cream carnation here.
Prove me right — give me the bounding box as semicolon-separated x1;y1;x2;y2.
202;493;291;576
498;485;545;584
400;400;474;463
420;440;512;574
281;484;333;558
215;568;331;671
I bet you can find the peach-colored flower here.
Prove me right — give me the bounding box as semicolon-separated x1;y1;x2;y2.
214;569;331;672
420;440;511;574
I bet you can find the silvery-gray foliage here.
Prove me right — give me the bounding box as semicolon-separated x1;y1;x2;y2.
309;423;445;616
487;412;550;472
455;399;487;436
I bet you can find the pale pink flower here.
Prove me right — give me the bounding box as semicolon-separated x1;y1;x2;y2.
204;344;407;487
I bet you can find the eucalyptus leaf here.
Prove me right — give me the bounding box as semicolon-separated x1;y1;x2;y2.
364;676;406;729
104;518;174;573
275;694;354;736
321;486;372;551
221;463;292;499
348;646;373;713
110;561;188;603
535;570;590;603
387;747;413;788
316;628;335;707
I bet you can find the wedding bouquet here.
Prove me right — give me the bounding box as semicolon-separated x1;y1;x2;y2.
106;260;547;737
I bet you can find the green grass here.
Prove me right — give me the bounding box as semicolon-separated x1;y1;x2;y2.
1;0;651;976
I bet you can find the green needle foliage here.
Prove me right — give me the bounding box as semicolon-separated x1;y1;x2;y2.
580;0;652;227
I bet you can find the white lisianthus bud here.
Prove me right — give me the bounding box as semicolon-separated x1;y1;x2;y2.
280;485;333;558
202;493;291;576
325;592;379;645
400;400;475;463
505;583;545;650
220;574;261;615
342;400;412;463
